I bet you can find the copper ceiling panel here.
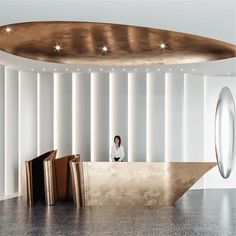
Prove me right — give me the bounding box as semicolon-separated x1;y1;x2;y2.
0;21;235;65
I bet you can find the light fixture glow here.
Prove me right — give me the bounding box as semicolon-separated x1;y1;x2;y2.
99;68;103;71
42;68;46;71
77;68;80;71
100;45;110;54
65;68;69;72
180;68;183;71
54;43;62;52
169;68;172;71
122;68;126;71
159;42;167;50
4;26;12;33
157;68;161;71
31;68;34;72
227;72;231;76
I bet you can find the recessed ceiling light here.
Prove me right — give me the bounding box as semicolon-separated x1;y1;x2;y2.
100;45;110;55
159;42;167;50
42;68;46;71
54;43;62;52
4;26;12;33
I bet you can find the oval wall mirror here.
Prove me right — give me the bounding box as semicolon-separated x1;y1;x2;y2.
215;87;236;178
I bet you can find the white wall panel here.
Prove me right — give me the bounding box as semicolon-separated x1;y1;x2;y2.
72;73;91;161
19;71;37;193
0;65;5;197
128;72;146;162
38;72;54;155
204;76;236;188
54;73;72;157
147;72;165;162
109;72;128;161
184;74;204;189
91;73;109;161
165;73;184;162
5;68;19;196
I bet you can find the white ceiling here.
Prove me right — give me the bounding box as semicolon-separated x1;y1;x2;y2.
0;0;235;75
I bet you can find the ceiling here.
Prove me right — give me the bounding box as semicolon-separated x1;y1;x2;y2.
0;0;235;75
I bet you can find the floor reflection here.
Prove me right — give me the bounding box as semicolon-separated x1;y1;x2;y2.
0;189;235;235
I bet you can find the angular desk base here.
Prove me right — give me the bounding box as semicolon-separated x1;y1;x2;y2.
71;162;216;207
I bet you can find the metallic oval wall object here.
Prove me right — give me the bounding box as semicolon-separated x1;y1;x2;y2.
215;87;236;178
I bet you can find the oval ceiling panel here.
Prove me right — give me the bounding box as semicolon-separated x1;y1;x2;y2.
0;21;235;65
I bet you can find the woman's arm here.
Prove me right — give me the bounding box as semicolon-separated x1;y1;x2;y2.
111;145;115;162
119;146;125;161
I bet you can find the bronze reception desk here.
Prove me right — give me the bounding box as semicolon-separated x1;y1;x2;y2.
70;161;216;207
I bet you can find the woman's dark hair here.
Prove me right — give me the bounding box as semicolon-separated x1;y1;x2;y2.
114;135;121;147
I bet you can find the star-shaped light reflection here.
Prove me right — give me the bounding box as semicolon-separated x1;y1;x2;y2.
100;45;110;55
159;42;167;50
54;44;62;52
4;26;12;33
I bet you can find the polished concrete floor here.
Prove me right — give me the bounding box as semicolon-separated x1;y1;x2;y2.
0;189;235;236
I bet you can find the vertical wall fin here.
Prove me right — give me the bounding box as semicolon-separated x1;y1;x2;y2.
165;73;184;162
147;72;165;162
5;68;19;196
19;71;37;195
38;72;54;155
0;65;5;197
128;72;146;162
54;73;72;157
72;73;91;161
91;73;109;161
109;72;128;162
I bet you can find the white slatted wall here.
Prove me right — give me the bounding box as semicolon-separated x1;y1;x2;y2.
0;65;236;199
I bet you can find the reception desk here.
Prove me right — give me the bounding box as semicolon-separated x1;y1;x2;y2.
70;161;216;207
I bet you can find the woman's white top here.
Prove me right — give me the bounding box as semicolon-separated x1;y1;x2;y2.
111;144;124;162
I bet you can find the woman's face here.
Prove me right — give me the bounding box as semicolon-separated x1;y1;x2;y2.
115;138;120;146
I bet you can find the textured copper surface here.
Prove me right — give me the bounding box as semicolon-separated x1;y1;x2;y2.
44;154;80;206
0;22;235;65
25;150;57;206
70;156;84;208
71;162;216;206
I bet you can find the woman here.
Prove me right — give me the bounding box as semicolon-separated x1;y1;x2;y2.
111;135;124;162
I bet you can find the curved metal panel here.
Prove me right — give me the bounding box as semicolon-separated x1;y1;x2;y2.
215;87;236;178
0;21;235;65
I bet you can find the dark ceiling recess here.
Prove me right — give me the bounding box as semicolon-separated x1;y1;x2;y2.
0;21;235;66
